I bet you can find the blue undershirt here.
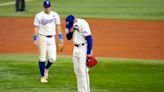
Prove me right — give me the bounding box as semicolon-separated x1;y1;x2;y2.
85;35;93;54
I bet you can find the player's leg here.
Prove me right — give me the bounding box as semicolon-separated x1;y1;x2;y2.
73;45;90;92
15;0;20;12
47;37;56;68
73;54;90;92
45;37;56;79
78;45;90;92
20;0;25;12
38;35;47;83
73;54;81;91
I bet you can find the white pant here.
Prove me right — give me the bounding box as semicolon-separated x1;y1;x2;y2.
38;35;56;62
73;44;90;92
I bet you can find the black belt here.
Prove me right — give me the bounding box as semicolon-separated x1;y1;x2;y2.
74;43;85;47
46;35;53;38
40;34;53;38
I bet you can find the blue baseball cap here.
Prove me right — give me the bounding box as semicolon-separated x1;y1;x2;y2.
43;0;51;8
65;15;75;29
66;15;75;22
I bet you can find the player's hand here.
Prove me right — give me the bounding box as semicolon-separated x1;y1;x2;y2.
33;40;38;47
87;54;92;57
57;39;64;52
69;28;74;32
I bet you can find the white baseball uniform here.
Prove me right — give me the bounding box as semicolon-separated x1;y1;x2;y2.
34;11;61;62
71;18;91;92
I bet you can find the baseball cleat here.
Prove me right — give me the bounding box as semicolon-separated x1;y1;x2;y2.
44;69;49;80
40;77;48;83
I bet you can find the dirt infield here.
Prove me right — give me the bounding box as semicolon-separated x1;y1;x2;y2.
0;17;164;60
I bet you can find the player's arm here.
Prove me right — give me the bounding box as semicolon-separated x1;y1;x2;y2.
56;24;64;49
82;20;93;56
56;24;63;40
66;28;73;40
55;13;64;52
56;13;63;41
33;25;38;47
56;24;64;52
33;14;39;47
85;35;93;56
65;22;74;40
65;15;74;40
86;36;97;68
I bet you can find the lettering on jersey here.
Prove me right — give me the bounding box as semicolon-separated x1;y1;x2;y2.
73;25;79;31
39;18;56;25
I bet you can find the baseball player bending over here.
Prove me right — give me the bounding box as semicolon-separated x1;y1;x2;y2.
65;15;95;92
33;0;63;83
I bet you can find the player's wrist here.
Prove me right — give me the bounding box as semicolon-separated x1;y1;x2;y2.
87;53;92;57
33;35;37;41
58;33;63;40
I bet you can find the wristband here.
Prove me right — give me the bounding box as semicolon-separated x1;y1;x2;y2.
58;33;62;40
33;35;37;41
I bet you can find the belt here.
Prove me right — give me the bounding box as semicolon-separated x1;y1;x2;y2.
46;35;53;38
40;34;53;38
74;43;85;47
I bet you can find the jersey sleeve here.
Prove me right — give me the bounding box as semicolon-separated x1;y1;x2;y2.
55;13;61;25
82;20;92;37
34;14;39;26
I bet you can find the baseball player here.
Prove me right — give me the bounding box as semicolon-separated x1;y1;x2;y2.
65;15;94;92
33;0;63;83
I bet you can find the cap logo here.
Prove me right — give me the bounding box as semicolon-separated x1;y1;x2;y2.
44;0;51;8
46;1;49;5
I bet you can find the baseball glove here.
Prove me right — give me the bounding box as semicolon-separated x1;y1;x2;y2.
57;39;64;52
86;55;98;68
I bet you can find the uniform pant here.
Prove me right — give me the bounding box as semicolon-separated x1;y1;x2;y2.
38;35;56;63
16;0;25;12
73;44;90;92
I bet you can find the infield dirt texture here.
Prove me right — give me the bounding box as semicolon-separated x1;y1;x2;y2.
0;18;163;60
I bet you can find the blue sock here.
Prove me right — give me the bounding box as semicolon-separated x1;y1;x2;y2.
39;61;45;77
45;60;53;69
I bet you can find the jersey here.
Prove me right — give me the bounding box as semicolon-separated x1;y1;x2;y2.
72;18;91;44
34;11;61;36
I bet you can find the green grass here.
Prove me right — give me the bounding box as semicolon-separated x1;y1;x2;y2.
0;54;164;92
0;0;13;3
0;0;164;20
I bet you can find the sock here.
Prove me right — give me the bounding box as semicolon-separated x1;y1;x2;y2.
39;61;45;77
45;60;53;69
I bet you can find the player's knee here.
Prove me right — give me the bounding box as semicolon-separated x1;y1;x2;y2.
76;73;86;77
48;57;56;63
39;57;46;62
74;69;87;77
